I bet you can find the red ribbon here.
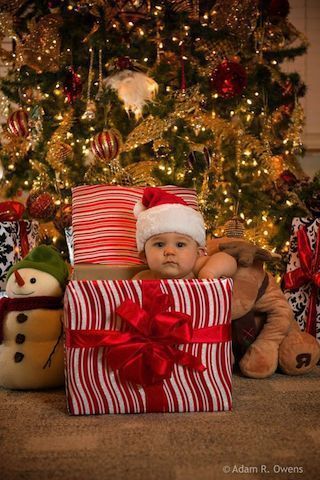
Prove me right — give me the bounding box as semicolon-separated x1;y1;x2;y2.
66;282;231;387
0;201;30;258
283;226;320;337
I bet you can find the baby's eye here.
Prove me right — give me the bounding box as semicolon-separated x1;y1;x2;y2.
30;278;37;284
154;242;164;248
177;242;186;248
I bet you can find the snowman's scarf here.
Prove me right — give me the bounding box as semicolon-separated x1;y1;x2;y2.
0;296;63;343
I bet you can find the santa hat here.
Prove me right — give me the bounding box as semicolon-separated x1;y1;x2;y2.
7;245;69;288
134;187;206;252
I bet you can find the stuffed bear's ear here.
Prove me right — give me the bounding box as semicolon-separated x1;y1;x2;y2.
219;241;281;267
218;241;256;267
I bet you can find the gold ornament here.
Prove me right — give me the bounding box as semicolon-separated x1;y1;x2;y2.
0;130;30;165
269;155;286;181
16;14;62;73
0;12;15;61
43;110;74;191
210;0;259;45
167;1;200;19
0;0;26;12
223;216;245;238
82;48;96;121
123;86;204;152
125;160;157;186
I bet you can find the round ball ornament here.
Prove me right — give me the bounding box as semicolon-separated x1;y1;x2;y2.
53;204;72;233
224;216;245;238
26;191;56;220
91;129;122;162
116;56;133;70
210;60;247;99
7;109;30;137
261;0;290;20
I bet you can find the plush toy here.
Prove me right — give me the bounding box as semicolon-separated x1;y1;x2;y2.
0;245;69;389
195;237;320;378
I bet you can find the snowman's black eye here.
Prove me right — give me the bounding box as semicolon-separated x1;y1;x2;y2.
30;278;37;284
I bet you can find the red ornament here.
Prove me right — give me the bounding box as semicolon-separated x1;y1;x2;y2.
63;67;82;104
262;0;290;19
0;201;25;221
7;109;30;137
91;129;122;162
116;56;133;70
279;170;298;187
210;60;247;98
26;191;56;220
53;204;72;233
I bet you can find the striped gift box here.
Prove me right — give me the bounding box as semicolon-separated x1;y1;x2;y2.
72;185;199;265
64;278;233;415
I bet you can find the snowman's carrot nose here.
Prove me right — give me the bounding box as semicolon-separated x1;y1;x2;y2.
14;270;25;287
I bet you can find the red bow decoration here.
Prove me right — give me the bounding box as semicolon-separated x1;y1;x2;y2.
0;201;30;257
283;226;320;337
0;201;25;221
66;282;231;387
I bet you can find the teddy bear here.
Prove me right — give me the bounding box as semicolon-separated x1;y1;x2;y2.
0;245;69;389
195;237;320;378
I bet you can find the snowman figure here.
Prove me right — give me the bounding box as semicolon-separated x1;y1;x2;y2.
0;245;69;389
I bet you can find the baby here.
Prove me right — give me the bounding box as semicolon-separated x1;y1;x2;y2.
132;187;237;280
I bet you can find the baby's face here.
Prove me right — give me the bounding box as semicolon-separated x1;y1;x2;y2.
143;232;203;279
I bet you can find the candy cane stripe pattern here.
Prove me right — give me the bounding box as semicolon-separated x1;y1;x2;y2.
72;185;199;265
91;129;121;161
64;278;233;415
7;109;29;137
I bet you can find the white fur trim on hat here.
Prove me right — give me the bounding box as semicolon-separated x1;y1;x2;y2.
135;203;206;252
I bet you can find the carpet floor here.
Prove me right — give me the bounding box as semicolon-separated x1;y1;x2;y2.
1;368;319;480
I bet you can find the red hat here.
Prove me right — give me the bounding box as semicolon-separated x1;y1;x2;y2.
134;187;206;252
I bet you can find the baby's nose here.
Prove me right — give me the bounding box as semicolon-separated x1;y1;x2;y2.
164;246;176;255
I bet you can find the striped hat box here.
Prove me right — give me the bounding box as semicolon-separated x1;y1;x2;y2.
64;278;233;415
72;185;199;265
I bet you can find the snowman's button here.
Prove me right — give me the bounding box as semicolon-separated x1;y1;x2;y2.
14;352;24;363
16;313;28;323
15;334;25;344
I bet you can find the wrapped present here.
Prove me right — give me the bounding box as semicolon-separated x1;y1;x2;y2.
65;226;74;266
64;278;233;415
71;185;198;265
283;218;320;341
0;201;39;290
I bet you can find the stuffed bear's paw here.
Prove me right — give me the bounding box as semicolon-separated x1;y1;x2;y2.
279;330;320;375
239;340;279;378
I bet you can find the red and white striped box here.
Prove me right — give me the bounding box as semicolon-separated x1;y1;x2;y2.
71;185;199;265
64;278;233;415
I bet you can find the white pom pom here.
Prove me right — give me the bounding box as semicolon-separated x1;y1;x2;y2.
133;200;146;218
104;70;158;120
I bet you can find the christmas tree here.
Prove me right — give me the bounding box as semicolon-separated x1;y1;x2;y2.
0;0;313;263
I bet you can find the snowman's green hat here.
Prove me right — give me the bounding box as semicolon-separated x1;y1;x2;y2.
7;245;69;289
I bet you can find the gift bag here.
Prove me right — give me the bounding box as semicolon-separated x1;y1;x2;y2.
64;278;233;415
71;185;199;265
0;201;39;290
65;226;74;266
283;217;320;341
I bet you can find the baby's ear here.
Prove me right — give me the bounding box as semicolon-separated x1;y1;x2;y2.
198;247;207;257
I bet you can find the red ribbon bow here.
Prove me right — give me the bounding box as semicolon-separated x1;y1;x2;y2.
283;226;320;337
66;282;231;387
0;201;29;257
0;201;25;221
